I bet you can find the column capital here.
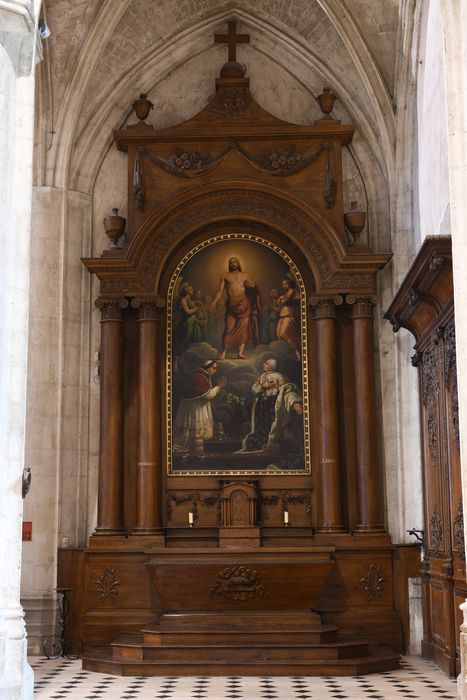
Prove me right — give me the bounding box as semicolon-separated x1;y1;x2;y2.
131;296;165;320
95;297;129;321
309;295;343;319
346;295;377;318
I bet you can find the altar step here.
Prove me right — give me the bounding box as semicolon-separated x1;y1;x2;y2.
82;641;400;676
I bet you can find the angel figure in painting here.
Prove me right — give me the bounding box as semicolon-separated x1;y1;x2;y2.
173;283;204;371
277;277;301;361
211;256;260;359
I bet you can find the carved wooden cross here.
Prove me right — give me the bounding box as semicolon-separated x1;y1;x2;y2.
215;20;250;62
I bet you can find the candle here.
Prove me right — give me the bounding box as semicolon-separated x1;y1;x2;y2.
284;510;289;525
188;511;194;526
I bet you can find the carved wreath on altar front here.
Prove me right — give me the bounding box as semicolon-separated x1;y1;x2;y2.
211;566;269;601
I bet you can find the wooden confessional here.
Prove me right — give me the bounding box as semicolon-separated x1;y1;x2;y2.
386;236;466;676
58;22;420;676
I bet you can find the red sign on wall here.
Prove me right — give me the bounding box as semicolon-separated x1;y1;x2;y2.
22;522;32;541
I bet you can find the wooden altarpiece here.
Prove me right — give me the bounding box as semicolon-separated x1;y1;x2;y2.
59;23;420;675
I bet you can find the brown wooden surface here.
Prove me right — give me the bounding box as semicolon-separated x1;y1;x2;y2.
78;35;407;677
386;236;462;676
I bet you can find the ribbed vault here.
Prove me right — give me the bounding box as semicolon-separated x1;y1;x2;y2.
36;0;400;250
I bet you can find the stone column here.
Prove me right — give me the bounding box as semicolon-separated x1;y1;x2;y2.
0;3;39;698
347;296;385;533
310;295;345;533
94;298;128;535
437;4;467;696
131;298;165;535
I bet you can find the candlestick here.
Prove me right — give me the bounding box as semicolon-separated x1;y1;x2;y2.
284;510;289;526
188;511;194;527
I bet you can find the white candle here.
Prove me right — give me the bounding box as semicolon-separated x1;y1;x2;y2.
188;511;194;526
283;510;289;525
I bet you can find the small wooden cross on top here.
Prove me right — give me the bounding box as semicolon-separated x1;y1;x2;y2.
215;20;250;62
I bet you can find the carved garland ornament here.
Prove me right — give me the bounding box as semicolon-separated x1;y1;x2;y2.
95;567;120;602
211;566;269;602
360;564;384;600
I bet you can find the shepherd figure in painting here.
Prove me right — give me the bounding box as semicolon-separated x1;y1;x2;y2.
211;256;260;359
173;360;227;456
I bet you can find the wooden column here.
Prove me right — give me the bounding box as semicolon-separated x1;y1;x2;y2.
131;297;164;535
311;295;345;532
95;298;128;535
347;295;385;533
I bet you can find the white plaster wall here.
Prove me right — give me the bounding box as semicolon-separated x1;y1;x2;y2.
416;0;450;241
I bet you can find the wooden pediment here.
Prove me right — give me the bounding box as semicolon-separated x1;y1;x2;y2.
83;28;390;298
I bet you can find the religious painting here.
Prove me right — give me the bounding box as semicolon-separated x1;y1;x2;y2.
167;234;310;475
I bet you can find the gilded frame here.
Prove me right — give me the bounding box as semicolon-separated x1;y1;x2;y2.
166;233;311;476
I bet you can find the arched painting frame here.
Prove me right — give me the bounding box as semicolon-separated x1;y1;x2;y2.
167;233;311;475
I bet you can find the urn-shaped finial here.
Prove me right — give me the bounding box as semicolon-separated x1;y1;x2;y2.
132;93;153;121
344;201;366;245
317;87;336;118
103;208;126;248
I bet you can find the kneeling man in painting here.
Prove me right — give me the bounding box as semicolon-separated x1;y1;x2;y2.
174;360;227;456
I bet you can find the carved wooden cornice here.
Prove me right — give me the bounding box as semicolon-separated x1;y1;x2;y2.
83;187;390;297
384;236;453;343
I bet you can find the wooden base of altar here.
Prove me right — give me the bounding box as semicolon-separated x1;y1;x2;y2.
80;546;400;676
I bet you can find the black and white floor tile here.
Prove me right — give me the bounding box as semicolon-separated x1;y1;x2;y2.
31;656;457;699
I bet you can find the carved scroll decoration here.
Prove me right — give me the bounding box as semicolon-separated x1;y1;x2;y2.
430;510;443;557
444;319;460;453
360;564;384;599
211;566;269;602
454;500;465;561
95;567;120;602
207;87;260;118
422;344;440;461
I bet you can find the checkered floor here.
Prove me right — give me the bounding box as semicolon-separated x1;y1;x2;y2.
31;656;457;699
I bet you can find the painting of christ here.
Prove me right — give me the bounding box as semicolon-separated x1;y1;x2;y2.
168;234;310;475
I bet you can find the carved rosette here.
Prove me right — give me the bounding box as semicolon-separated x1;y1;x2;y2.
309;295;343;319
211;566;269;602
454;500;465;560
95;567;120;602
430;510;443;557
444;319;460;452
422;344;440;461
360;564;384;599
95;297;129;321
